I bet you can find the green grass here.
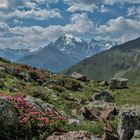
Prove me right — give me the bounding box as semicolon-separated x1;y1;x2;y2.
112;87;140;106
64;120;104;136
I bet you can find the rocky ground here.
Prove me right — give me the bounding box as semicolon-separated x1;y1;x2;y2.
0;57;140;140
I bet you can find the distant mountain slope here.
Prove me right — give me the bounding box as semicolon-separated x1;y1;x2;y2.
18;44;75;72
0;48;30;61
17;34;114;72
64;37;140;85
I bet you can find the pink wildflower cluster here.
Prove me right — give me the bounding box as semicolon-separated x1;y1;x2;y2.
0;94;65;133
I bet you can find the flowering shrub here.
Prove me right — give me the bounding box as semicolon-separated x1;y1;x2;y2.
0;94;66;138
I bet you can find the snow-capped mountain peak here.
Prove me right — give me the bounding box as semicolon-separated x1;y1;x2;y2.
62;34;83;45
51;34;115;61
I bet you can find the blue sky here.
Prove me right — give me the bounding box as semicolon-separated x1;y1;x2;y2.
0;0;140;50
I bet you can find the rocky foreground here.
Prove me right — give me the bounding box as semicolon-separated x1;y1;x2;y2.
1;93;140;140
0;58;140;140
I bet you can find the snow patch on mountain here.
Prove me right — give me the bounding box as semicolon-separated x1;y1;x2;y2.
51;34;115;61
61;34;83;46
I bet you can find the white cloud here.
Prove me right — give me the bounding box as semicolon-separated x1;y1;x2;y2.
0;0;59;9
0;20;9;38
65;1;109;13
12;8;61;20
63;0;101;4
0;0;61;20
128;5;140;19
0;20;9;29
25;2;37;9
0;13;94;49
67;2;97;13
64;0;140;13
1;13;140;50
104;0;140;5
0;0;8;9
0;0;26;10
128;6;137;16
96;16;140;43
13;19;23;25
100;5;108;13
0;0;140;51
32;0;59;4
64;13;94;33
64;0;98;13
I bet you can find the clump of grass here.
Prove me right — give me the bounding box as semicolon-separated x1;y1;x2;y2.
110;116;119;130
113;87;140;106
64;120;104;136
26;87;50;102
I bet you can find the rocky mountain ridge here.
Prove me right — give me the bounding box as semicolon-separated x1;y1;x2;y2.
17;34;115;72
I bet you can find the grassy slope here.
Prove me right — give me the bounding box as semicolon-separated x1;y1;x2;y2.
0;57;140;136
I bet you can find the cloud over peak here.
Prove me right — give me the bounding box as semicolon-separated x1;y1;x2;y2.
0;0;140;50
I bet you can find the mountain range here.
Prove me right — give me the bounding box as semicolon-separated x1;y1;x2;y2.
64;37;140;85
16;34;115;72
0;48;31;62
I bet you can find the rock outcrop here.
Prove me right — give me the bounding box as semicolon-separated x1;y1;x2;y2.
102;120;120;140
0;97;17;127
101;106;118;120
131;130;140;140
81;106;100;121
99;80;109;86
25;96;54;111
47;131;98;140
118;106;140;140
110;78;128;89
81;101;118;121
70;72;88;82
0;66;6;71
16;72;30;81
92;91;114;102
68;119;80;126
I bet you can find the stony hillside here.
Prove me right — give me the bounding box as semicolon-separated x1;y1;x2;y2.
0;57;140;140
64;37;140;86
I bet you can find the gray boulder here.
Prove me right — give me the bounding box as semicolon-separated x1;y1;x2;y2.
70;72;88;82
0;97;17;127
92;91;114;102
102;120;120;140
81;106;100;121
99;80;109;86
101;106;118;120
81;101;118;121
47;131;99;140
131;130;140;140
118;106;140;140
10;86;19;92
25;96;54;111
17;72;30;81
68;119;80;126
110;78;128;89
0;66;5;71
